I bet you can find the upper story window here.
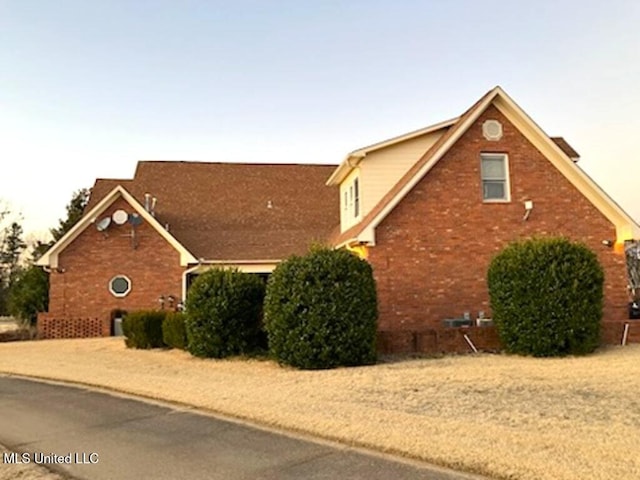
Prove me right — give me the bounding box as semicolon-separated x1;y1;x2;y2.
480;153;510;202
353;177;360;218
341;174;361;227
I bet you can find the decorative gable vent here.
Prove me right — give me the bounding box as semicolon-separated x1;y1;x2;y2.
482;120;503;141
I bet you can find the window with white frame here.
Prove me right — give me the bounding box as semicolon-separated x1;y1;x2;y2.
349;184;354;210
109;275;132;297
353;177;360;218
480;153;510;201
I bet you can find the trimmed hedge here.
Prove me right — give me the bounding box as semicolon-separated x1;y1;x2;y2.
162;312;187;350
185;268;265;358
122;310;166;349
487;237;604;357
264;247;378;369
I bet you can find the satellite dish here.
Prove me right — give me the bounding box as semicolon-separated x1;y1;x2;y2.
96;217;111;232
112;209;128;225
128;213;143;226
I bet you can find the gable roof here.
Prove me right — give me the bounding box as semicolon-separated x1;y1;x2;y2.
326;118;458;186
37;185;198;268
333;86;640;246
41;162;340;267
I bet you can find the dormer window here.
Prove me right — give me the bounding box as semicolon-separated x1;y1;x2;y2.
340;173;362;229
354;177;360;218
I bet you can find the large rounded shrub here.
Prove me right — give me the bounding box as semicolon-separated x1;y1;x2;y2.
185;268;265;358
487;237;604;357
264;247;378;369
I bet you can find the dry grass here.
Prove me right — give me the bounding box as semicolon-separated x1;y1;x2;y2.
0;446;65;480
0;338;639;480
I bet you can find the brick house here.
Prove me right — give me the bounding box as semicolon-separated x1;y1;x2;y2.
37;87;640;351
36;163;338;338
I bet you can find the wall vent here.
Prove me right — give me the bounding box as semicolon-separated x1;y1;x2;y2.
482;120;503;141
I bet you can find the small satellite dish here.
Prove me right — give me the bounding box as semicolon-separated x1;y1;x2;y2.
128;213;143;226
96;217;111;232
112;209;128;225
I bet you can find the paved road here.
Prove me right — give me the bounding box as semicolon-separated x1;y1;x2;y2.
0;376;486;480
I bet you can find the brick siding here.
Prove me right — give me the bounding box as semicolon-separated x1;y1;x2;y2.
44;197;184;338
377;326;501;355
369;105;630;336
377;322;640;355
37;313;109;339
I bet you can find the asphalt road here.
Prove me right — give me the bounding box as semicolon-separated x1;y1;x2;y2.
0;376;486;480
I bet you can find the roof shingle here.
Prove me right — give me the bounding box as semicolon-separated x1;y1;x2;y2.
87;161;339;261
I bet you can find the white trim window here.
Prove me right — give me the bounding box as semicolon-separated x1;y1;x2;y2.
353;177;360;218
109;275;132;298
480;153;510;202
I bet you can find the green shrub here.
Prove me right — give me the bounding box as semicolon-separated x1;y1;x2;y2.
8;266;49;325
122;310;166;349
487;237;604;357
264;247;378;369
185;268;265;358
162;312;187;350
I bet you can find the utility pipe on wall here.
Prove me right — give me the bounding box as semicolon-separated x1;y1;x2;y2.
463;334;478;353
622;323;630;346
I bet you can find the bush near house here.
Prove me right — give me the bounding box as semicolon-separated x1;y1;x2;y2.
185;268;265;358
264;247;378;370
162;312;187;350
122;310;166;349
487;237;604;357
8;266;49;326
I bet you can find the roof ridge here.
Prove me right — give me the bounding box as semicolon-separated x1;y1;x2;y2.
135;160;338;167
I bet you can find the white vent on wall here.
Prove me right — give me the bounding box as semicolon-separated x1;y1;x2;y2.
482;120;503;141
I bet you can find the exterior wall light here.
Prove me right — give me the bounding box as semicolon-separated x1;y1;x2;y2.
523;200;533;221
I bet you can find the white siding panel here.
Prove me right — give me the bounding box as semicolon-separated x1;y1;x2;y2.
360;130;444;216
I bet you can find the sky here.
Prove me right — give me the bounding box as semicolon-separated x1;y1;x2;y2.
1;0;639;243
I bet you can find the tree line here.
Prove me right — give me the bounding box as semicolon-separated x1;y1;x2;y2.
0;189;88;324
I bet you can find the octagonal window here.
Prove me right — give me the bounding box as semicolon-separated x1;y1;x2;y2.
109;275;131;298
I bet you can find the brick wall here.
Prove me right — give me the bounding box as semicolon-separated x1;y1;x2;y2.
377;326;501;355
45;197;185;337
37;313;109;339
602;321;640;345
377;322;640;355
369;105;629;335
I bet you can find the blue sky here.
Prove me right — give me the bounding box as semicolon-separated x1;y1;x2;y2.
1;0;639;241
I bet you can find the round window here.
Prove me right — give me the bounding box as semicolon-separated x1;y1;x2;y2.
109;275;131;297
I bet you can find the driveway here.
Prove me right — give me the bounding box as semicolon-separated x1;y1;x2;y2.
0;376;484;480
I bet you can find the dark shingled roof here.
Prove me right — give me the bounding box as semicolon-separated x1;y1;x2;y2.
550;137;580;160
87;161;339;261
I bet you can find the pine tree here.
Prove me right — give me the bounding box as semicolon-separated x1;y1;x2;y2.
0;221;26;315
50;188;89;242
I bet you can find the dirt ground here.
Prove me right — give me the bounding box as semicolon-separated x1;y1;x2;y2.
0;337;639;480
